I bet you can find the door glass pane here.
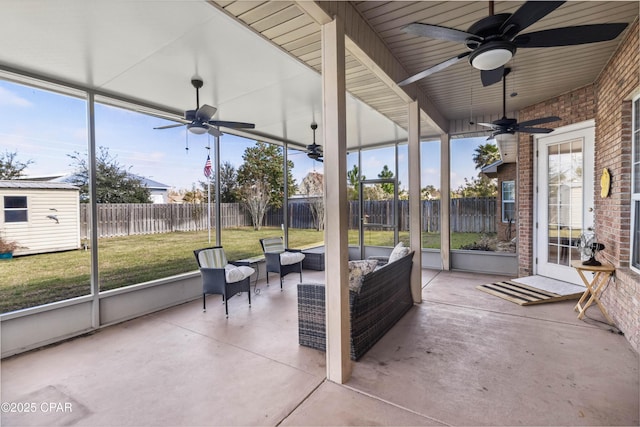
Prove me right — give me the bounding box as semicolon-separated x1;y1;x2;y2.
547;139;583;266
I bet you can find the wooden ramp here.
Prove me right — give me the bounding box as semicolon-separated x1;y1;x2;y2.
476;280;583;306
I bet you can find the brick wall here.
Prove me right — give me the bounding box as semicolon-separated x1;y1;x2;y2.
593;18;639;352
517;19;639;352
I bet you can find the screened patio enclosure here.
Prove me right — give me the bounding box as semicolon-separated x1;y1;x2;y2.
1;1;638;381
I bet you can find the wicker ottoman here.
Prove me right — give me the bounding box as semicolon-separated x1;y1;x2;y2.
302;247;325;271
297;283;327;352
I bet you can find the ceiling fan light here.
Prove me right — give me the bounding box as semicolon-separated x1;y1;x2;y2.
470;42;515;70
187;123;208;135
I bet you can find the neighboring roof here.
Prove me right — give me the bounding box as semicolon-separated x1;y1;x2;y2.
47;174;170;190
131;175;171;190
481;160;504;177
0;180;79;190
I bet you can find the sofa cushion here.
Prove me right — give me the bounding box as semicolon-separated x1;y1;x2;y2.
388;242;410;263
348;259;378;293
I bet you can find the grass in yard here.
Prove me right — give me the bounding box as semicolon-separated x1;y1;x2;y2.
0;227;487;313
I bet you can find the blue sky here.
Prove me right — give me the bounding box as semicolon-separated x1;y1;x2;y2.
0;79;484;192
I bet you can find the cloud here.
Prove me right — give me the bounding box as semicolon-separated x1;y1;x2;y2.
0;87;32;108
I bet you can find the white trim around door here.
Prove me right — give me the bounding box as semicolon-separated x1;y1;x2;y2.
534;120;595;285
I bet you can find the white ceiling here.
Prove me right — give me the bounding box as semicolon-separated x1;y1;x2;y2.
0;1;637;150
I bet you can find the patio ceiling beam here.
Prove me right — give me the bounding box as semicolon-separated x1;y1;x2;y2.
295;1;449;135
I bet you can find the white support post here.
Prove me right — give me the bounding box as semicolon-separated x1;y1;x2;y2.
440;134;451;270
87;92;99;328
322;16;351;383
408;101;422;303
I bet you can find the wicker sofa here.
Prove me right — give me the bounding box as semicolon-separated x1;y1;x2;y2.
297;251;414;360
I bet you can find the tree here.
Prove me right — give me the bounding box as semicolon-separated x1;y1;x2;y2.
68;146;151;203
300;171;324;231
236;141;296;209
472;143;500;170
377;165;395;195
421;185;440;200
347;164;364;200
199;161;239;203
240;180;271;231
0;150;33;179
219;161;239;203
453;176;497;198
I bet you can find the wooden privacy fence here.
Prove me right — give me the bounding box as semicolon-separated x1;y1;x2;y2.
81;198;496;238
349;198;495;233
80;203;253;238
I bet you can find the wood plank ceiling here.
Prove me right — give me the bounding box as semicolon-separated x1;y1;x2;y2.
211;1;638;139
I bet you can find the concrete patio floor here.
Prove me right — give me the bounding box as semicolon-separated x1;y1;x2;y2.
2;268;638;426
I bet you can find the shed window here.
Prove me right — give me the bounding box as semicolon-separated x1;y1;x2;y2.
4;196;27;223
502;181;515;223
632;96;640;272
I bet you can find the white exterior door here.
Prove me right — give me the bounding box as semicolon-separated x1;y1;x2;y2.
535;122;595;285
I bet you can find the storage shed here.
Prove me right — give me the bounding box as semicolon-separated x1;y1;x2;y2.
0;181;80;256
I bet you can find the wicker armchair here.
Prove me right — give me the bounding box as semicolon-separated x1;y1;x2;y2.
194;247;255;316
259;237;305;290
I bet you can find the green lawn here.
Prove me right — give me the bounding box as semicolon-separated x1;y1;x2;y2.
0;227;486;313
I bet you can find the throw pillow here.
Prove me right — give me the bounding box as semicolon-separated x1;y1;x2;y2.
388;242;410;263
348;259;378;293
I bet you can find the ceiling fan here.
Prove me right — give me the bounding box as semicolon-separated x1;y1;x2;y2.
480;68;560;139
154;78;255;137
306;122;323;162
399;1;629;87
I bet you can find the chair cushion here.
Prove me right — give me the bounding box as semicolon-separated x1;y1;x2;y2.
388;242;410;263
262;237;285;253
280;251;305;265
198;248;227;268
224;264;255;283
348;259;378;293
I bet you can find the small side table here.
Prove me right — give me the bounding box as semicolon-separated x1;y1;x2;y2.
236;256;265;293
571;260;615;325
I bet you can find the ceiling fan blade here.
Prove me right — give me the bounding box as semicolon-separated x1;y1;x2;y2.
207;126;222;137
398;52;470;86
515;23;628;48
208;120;255;129
478;122;499;129
402;23;475;43
195;104;217;122
488;130;511;140
518;116;561;127
500;1;565;39
517;127;555;134
154;123;186;130
481;67;504;87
